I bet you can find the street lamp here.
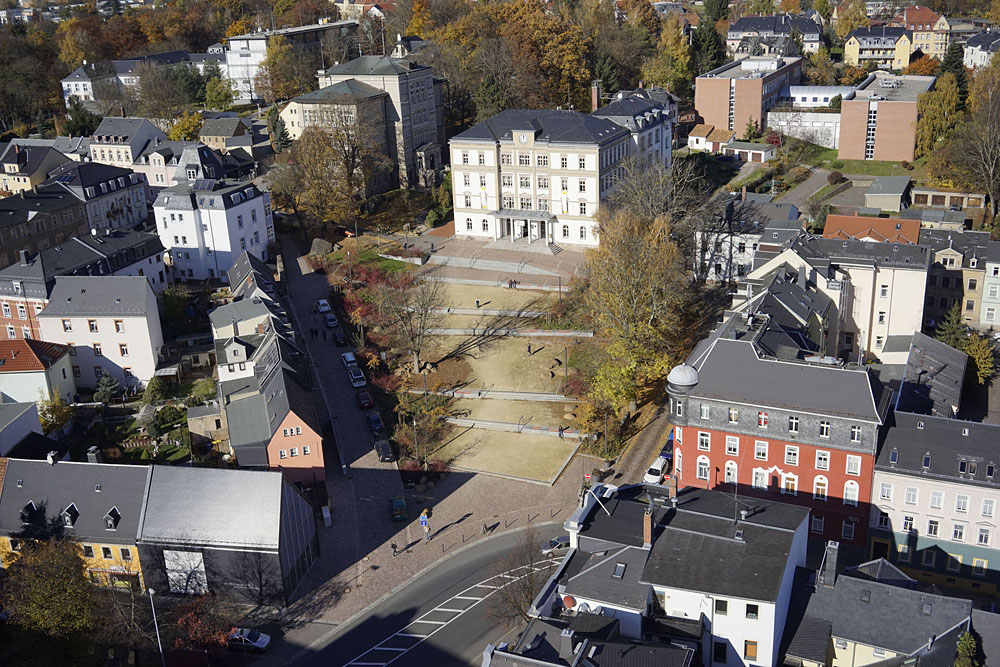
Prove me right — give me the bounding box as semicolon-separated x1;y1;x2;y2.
148;587;166;667
346;250;352;282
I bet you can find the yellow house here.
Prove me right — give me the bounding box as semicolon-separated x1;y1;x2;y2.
844;27;912;70
0;145;73;195
0;458;150;591
889;6;950;60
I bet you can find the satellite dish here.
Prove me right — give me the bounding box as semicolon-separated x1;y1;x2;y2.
562;595;576;608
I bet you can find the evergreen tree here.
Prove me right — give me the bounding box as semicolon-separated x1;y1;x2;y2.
814;0;833;20
63;100;101;137
143;376;166;405
94;374;121;404
743;118;761;141
704;0;730;24
595;50;620;97
271;115;291;153
941;41;968;109
934;303;967;350
954;631;982;667
694;22;724;74
474;73;508;122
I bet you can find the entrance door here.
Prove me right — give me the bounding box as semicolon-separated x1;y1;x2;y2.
539;221;547;242
529;221;537;241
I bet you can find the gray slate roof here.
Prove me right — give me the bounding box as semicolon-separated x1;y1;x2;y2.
590;94;664;132
918;228;991;269
199;117;246;138
0;144;71;176
38;276;151;317
966;30;1000;53
0;459;150;543
0;402;37;432
723;141;774;152
453;109;629;146
137;465;283;549
729;14;821;37
895;332;967;417
562;546;651;611
93;117;164;144
323;55;430;77
777;234;932;272
290;80;387;104
848;26;912;43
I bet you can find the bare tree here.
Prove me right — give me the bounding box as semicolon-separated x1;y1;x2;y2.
374;276;446;374
486;527;549;629
93;562;155;652
940;67;1000;216
231;551;283;607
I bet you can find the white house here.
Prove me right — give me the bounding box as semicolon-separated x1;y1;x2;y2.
90;118;167;169
591;87;675;170
37;276;164;389
153;179;273;282
964;30;1000;70
0;339;75;404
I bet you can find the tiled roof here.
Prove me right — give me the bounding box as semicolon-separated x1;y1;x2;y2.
688;124;714;138
0;340;70;372
822;214;920;244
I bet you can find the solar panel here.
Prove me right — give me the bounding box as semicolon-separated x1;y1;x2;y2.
192;178;216;191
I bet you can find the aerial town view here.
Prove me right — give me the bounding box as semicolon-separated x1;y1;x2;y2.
1;0;1000;664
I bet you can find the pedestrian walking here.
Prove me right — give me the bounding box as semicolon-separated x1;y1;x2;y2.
558;426;565;439
527;342;532;355
475;298;481;309
391;542;399;557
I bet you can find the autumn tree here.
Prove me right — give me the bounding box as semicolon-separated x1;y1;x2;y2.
640;15;693;97
807;47;837;85
38;394;73;433
940;41;968;109
173;596;234;655
167;110;203;141
954;631;984;667
135;62;189;123
989;0;1000;25
622;0;660;39
814;0;832;20
903;55;941;77
964;334;996;386
915;72;960;158
839;65;869;86
373;275;445;374
835;0;870;40
406;0;431;36
254;36;315;104
780;0;801;13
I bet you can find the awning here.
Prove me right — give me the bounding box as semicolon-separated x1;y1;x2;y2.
489;209;555;221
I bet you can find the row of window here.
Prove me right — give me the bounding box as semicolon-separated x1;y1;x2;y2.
693;432;863;474
809;515;857;540
8;538;130;563
877;512;993;546
463;218;591;240
895;544;989;576
878;483;996;516
277;445;312;458
462;151;588;169
1;302;42;320
61;319;126;333
70;365;134;380
685;404;862;442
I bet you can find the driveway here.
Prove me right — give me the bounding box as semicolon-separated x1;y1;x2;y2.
776;167;830;209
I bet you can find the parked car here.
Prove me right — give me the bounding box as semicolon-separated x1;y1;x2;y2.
348;367;366;387
356;391;374;410
644;457;668;484
334;331;347;346
341;351;358;368
660;428;674;460
391;496;408;521
374;438;395;462
540;535;571;556
325;314;339;328
228;628;271;652
366;412;385;433
316;299;331;313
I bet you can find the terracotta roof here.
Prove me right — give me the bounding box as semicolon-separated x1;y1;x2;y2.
0;340;70;373
891;5;941;29
689;124;714;138
822;214;920;245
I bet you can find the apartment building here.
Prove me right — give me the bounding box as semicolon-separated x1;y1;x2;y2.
89;118;167;169
37;276;164;389
667;309;893;546
450;109;630;248
43;162;149;233
843;27;912;69
751;234;931;363
133;141;226;191
198;117;249;153
0;189;91;272
919;228;990;331
153;178;272;282
979;242;1000;331
695;57;803;134
726;14;823;55
535;483;809;667
225;20;358;104
317;55;446;187
872;412;1000;595
838;72;934;163
590;88;674;170
0;144;72;195
888;6;949;60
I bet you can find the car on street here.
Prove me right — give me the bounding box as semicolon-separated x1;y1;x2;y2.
660;428;674;460
366;412;385;433
644;457;668;484
228;628;271;652
348;367;366;387
316;299;331;313
374;438;396;462
539;535;571;556
325;314;338;328
334;331;347;346
341;351;358;368
391;496;408;521
356;391;374;410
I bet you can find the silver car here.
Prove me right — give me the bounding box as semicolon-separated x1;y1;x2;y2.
540;535;571;556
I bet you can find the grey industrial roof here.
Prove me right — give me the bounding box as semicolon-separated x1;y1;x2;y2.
853;72;933;102
137;465;284;549
290;80;387;104
895;332;967;417
38;276;151;317
453;109;629;146
0;459;151;543
0;402;37;432
686;314;890;422
866;176;912;197
876;411;1000;490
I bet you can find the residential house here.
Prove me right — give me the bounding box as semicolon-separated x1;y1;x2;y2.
136;465;319;604
733;35;798;59
530;483;809;667
785;541;974;667
37;276;164;389
6;137;91;163
895;331;967;420
843;27;913;69
89;118;167;169
317;55;447;187
667;308;893;546
0;458;151;591
133;141;226;191
822;214;920;244
0;231;166;341
0;340;74;404
864;176;912;212
0;144;72;195
153;178;272;282
0;189;91;271
695;57;803;135
225;20;359;104
198;117;249;153
449;109;630;248
964;30;1000;69
979;242;1000;331
687;124;736;152
726;14;823;54
919;228;990;330
838;72;933;162
591;87;675;169
888;6;949;60
0;403;42;456
43;161;149;233
750;234;931;362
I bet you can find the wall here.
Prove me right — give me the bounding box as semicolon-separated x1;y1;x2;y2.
695;77;732;130
871;101;918;163
766;111;841;149
267;410;325;484
0;403;41;455
278;478;319;600
838;100;872;161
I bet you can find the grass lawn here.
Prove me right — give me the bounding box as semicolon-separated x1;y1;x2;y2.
802;145;930;179
810;182;841;201
804;146;838;166
324;238;410;274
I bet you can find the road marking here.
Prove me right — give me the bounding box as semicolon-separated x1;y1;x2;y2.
344;558;557;666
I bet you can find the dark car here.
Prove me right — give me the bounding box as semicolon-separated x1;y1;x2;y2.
334;331;347;346
366;412;384;433
391;496;408;521
374;439;395;462
356;391;374;410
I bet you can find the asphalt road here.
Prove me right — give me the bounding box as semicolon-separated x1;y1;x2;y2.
289;523;564;667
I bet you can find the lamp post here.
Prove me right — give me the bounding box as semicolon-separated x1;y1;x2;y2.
347;250;352;282
148;588;166;667
413;417;420;468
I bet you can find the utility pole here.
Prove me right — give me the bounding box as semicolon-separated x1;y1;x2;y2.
564;346;568;390
423;373;428;412
413;417;420;467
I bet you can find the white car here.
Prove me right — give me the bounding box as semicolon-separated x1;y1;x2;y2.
317;299;331;313
348;367;366;387
644;457;668;484
228;628;271;652
341;351;358;368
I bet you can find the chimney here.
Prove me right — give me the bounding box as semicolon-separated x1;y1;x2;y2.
19;249;30;266
46;450;59;465
559;629;576;661
818;540;840;588
591;80;602;112
643;507;654;548
666;474;678;500
797;266;807;289
86;446;102;463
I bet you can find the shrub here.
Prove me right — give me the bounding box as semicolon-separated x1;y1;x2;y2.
189;378;217;402
901;160;914;170
399;459;422;472
370;372;401;392
827;171;843;185
425;208;441;228
156;404;185;426
830;159;844;169
427;458;449;473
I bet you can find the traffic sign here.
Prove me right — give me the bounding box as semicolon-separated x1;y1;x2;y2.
420;516;428;527
584;472;591;480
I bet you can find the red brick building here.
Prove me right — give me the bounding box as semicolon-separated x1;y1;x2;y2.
694;56;802;134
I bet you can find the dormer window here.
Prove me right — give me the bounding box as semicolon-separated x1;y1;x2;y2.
62;503;79;527
105;506;121;530
922;454;931;468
